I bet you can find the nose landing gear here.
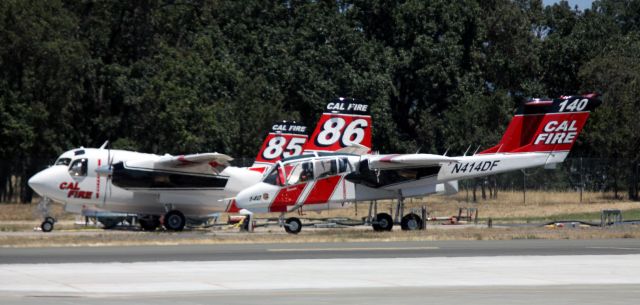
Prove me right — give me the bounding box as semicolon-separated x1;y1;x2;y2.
37;197;55;232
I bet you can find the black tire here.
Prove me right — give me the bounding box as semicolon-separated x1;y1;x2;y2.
164;210;186;231
41;220;54;232
401;213;423;231
241;216;251;231
98;217;123;229
284;217;302;234
44;216;56;224
372;213;393;232
139;217;160;231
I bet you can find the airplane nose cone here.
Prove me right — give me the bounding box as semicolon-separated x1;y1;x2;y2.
235;183;274;213
28;166;66;198
28;171;48;195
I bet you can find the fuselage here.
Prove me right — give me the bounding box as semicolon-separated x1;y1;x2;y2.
28;147;262;217
235;151;566;213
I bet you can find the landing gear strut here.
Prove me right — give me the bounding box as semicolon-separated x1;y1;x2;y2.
367;197;424;232
37;197;55;232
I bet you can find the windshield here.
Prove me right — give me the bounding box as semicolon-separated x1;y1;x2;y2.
286;161;314;185
55;158;71;166
264;165;282;186
68;158;88;177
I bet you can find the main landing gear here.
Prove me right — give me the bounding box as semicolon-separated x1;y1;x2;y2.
163;210;186;231
283;217;302;234
139;215;161;231
367;198;424;232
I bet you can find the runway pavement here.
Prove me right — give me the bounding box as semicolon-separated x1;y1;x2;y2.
1;238;640;264
1;239;639;304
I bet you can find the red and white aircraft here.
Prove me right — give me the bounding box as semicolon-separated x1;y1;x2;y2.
235;94;602;233
28;121;308;232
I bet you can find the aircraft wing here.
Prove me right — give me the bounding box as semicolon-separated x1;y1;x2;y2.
155;153;233;167
368;154;459;170
335;143;370;155
123;153;233;171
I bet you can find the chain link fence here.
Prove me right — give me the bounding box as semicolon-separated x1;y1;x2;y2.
460;158;639;201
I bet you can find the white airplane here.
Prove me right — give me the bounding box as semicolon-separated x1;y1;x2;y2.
28;120;309;232
234;94;602;234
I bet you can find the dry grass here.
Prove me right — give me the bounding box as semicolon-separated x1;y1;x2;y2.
1;191;639;248
250;191;640;222
0;202;73;221
1;191;638;223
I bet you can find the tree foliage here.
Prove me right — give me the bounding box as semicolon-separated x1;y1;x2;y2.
1;0;639;202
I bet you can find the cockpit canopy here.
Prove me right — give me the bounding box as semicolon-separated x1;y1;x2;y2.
68;158;88;177
264;157;352;186
53;149;88;177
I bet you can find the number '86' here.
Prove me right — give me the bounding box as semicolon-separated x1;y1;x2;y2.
317;118;368;147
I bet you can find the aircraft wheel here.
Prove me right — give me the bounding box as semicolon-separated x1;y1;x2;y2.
44;216;56;224
164;210;186;231
284;217;302;234
41;220;54;232
98;217;123;229
401;213;423;231
372;213;393;232
139;217;160;231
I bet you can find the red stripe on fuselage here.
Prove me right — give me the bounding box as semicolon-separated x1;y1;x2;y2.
303;175;342;205
226;199;240;213
269;183;307;212
248;166;267;173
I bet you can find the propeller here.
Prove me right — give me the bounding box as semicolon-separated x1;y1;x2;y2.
95;140;114;206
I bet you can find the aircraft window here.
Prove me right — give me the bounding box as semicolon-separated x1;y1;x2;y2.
286;161;314;185
338;158;351;173
315;159;337;178
264;165;286;186
55;158;71;166
264;166;279;185
68;158;88;177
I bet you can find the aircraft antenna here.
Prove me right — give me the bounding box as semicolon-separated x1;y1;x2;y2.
443;148;449;156
473;145;481;155
99;140;109;150
463;144;472;156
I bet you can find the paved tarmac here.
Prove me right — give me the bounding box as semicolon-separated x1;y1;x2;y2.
1;238;640;264
2;239;640;305
3;285;640;305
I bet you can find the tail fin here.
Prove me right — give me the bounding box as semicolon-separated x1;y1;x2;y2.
251;121;308;171
480;94;601;157
303;97;372;153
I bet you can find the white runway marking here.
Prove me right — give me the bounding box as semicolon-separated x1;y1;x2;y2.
267;246;439;252
1;255;639;295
